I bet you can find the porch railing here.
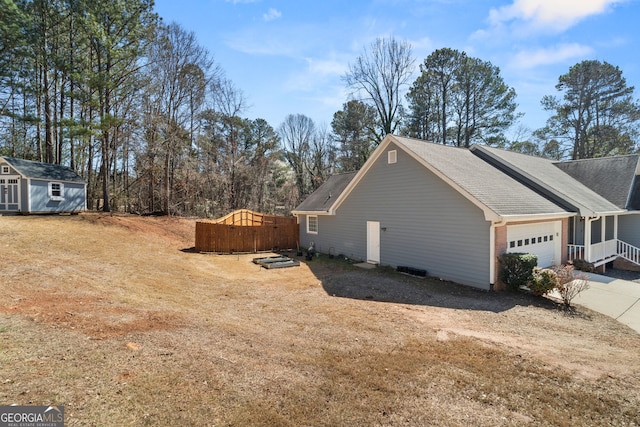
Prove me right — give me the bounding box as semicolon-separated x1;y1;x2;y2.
568;239;640;266
568;244;584;262
617;240;640;265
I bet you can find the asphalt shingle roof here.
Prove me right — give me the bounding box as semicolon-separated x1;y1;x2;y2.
294;172;357;212
470;145;622;216
554;155;639;209
395;137;568;217
2;157;85;183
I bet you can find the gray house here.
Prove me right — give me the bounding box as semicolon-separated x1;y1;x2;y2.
0;157;86;214
292;135;640;290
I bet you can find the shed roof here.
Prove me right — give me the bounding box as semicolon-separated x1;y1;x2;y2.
1;157;85;183
554;155;640;209
293;172;357;213
470;145;622;217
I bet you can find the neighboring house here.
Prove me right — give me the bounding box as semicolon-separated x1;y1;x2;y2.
0;157;86;214
292;135;640;290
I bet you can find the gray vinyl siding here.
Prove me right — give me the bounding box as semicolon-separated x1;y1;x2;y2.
619;214;640;247
300;142;491;289
28;179;86;213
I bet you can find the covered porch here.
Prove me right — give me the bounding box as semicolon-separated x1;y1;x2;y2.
568;214;640;267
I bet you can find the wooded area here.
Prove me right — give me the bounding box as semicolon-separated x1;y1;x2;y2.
1;1;639;217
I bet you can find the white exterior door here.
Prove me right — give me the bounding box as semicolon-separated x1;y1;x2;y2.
507;221;561;267
367;221;380;264
0;177;20;211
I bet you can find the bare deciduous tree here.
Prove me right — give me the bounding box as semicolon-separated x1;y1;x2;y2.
344;36;414;140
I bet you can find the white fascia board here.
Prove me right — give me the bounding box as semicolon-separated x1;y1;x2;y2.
291;210;333;216
327;135;395;215
499;212;576;222
330;135;503;222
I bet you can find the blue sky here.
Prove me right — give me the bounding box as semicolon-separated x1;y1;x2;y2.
153;0;640;139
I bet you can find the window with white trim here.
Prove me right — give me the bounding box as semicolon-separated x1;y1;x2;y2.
48;182;65;201
307;215;318;234
1;165;9;174
388;150;397;164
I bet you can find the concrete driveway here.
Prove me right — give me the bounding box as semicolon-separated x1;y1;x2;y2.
565;272;640;334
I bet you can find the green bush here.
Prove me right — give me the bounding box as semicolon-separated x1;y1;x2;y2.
529;267;558;296
499;253;538;290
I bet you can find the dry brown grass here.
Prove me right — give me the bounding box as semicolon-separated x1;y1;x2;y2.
1;213;639;426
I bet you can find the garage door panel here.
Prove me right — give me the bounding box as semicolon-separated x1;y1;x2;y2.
507;222;560;268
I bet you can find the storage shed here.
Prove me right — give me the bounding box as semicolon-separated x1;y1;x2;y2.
0;156;86;214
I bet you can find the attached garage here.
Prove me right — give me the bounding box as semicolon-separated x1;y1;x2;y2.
507;221;562;267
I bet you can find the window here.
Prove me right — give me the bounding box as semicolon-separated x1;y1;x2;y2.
307;215;318;234
1;166;9;174
48;182;65;201
388;150;397;164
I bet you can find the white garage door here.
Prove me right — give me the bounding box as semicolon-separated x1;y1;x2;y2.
507;222;561;268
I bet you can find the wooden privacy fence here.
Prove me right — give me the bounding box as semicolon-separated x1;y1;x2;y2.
195;209;299;253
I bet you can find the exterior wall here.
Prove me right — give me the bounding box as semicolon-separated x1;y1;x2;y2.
299;142;492;290
28;179;85;213
619;214;640;247
561;217;569;264
573;217;586;245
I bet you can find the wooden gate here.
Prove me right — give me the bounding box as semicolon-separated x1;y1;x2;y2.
195;209;299;253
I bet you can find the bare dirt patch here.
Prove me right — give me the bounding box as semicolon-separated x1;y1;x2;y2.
1;213;640;426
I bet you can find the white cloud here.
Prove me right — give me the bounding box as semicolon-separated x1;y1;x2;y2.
263;8;282;22
284;57;349;92
489;0;626;32
306;58;348;77
509;43;594;69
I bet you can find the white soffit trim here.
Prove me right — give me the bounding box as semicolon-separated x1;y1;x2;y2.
291;210;332;216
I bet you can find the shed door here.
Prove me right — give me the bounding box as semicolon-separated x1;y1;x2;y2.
507;221;561;268
0;177;20;211
367;221;380;264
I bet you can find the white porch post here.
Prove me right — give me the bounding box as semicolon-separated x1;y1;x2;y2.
584;217;592;262
614;215;618;240
601;216;606;244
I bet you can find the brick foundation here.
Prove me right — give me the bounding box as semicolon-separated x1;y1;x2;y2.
613;257;640;272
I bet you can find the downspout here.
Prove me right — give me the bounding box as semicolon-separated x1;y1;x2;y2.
489;218;507;291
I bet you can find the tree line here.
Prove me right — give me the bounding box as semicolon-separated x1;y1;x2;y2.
1;1;639;216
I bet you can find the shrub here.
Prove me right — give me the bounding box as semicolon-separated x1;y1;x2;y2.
499;253;538;291
529;267;559;296
571;259;595;273
553;264;590;308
